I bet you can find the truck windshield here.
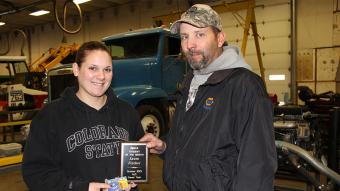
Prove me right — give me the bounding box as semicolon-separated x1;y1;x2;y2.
107;33;159;59
0;60;29;84
0;61;28;76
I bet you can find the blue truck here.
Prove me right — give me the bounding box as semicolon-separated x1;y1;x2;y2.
47;28;187;137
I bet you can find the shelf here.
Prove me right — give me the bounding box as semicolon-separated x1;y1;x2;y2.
0;154;22;167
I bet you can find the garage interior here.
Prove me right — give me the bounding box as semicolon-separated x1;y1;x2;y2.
0;0;340;190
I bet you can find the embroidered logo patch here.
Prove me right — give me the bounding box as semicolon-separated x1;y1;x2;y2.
203;97;214;110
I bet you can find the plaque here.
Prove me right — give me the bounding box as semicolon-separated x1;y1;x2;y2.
120;142;149;182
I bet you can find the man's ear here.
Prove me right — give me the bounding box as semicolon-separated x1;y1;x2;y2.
72;63;79;77
217;31;226;48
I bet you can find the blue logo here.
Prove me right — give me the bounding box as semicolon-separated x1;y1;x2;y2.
203;97;214;110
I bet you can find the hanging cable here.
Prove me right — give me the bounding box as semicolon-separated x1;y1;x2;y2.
61;0;68;42
53;0;82;34
0;33;10;55
13;29;27;56
0;29;27;56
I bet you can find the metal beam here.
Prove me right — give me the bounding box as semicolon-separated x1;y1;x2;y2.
214;0;254;13
290;0;297;104
152;0;256;25
240;0;255;56
251;10;266;88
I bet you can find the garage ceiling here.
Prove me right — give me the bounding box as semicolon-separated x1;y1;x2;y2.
0;0;132;34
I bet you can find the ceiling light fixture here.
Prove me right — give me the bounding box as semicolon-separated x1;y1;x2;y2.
0;22;5;26
73;0;91;4
29;10;50;16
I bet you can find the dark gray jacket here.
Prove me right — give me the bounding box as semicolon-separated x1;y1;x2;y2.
163;68;277;191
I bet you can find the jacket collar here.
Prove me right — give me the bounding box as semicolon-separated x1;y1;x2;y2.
180;68;238;94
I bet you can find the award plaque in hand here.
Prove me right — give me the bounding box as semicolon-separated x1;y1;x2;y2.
120;142;149;182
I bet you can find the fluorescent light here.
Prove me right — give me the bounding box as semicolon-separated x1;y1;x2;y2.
29;10;50;16
0;22;5;26
269;74;285;81
73;0;91;4
278;101;285;106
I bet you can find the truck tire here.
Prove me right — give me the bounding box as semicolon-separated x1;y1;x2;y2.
137;105;165;138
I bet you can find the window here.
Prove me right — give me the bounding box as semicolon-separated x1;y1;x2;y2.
13;61;29;74
167;36;181;56
107;33;159;59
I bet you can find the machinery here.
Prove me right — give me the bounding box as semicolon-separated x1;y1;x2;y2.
274;87;340;190
29;43;79;73
0;56;47;113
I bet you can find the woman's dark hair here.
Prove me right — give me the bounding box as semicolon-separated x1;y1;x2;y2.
75;41;111;67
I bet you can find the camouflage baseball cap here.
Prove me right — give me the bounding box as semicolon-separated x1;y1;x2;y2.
170;4;222;34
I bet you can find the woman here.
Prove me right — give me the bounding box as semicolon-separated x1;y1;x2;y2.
22;41;143;191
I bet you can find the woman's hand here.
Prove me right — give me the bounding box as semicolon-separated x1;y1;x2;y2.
89;181;136;191
88;182;110;191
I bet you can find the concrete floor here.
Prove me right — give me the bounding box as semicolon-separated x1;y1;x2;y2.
0;155;325;191
0;130;323;191
0;165;27;191
0;154;168;191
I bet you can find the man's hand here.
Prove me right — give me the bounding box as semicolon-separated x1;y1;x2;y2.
139;133;166;154
124;182;137;191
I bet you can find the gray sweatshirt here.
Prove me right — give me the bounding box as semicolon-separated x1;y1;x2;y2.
186;45;252;111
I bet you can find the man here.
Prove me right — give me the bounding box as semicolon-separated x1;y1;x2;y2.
140;4;277;191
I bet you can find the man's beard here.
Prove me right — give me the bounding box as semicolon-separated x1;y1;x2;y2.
185;50;209;70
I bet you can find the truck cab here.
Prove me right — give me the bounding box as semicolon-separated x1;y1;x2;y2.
0;56;47;110
48;28;187;137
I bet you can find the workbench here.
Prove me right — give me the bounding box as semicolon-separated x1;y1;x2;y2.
0;120;31;143
0;108;39;143
0;109;39;168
